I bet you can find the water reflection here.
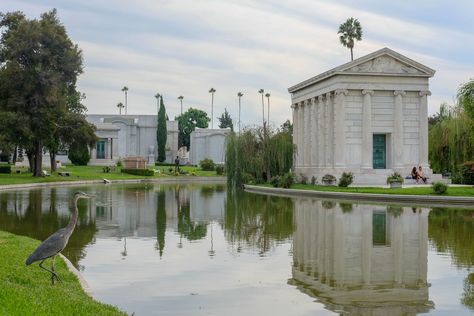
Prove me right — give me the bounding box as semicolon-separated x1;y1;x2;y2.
290;199;434;315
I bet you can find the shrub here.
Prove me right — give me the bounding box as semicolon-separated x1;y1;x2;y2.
200;158;215;171
322;174;336;185
311;176;317;185
386;172;404;185
451;171;463;184
122;168;154;176
102;166;111;173
279;172;294;188
154;162;174;167
339;202;353;213
242;172;254;184
68;143;90;166
168;167;173;174
215;164;225;175
300;174;307;185
338;172;354;187
116;159;123;167
0;165;12;174
270;176;281;187
432;182;448;194
461;161;474;185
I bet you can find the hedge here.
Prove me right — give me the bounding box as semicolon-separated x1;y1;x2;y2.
122;168;154;176
0;165;11;174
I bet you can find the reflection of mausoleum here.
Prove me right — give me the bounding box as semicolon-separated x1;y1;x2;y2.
290;198;434;315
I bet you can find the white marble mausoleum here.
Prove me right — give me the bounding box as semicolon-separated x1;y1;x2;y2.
289;47;437;184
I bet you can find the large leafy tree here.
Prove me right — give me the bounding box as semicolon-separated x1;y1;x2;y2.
157;96;167;162
338;17;363;61
175;108;210;150
458;78;474;119
0;10;91;175
218;108;233;130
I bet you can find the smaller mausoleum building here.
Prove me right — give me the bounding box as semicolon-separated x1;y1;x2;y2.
289;48;439;184
189;128;230;165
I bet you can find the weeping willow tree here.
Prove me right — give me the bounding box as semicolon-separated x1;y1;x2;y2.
429;85;474;174
226;124;294;189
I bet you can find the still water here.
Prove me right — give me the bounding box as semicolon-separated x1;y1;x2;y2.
1;183;474;315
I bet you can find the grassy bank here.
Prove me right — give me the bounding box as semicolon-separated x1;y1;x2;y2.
0;165;219;185
260;183;474;197
0;230;125;316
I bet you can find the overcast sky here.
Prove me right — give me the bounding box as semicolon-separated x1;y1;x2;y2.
2;0;474;128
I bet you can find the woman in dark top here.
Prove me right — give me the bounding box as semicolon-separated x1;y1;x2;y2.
411;167;420;183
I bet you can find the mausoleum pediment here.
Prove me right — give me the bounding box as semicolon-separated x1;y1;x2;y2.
343;55;425;75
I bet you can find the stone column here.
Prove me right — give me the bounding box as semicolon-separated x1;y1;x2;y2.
318;96;325;169
393;90;406;169
361;90;374;169
299;102;305;169
419;91;431;169
325;93;333;168
334;90;348;168
304;99;312;168
311;97;318;169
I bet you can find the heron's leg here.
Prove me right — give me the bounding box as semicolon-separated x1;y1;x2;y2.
51;255;61;282
39;259;59;285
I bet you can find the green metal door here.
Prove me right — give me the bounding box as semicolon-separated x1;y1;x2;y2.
96;140;106;159
373;134;386;169
372;211;387;245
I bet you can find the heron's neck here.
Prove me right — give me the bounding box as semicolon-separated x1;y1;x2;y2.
67;197;79;232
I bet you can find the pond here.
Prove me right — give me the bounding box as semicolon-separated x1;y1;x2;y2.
1;183;474;315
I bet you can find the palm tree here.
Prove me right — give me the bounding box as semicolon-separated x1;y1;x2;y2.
117;102;125;115
155;93;161;112
265;92;271;127
121;86;129;114
338;17;363;61
237;92;243;133
209;88;216;128
178;95;184;115
258;89;265;127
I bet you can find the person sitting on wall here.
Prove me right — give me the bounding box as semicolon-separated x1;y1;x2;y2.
411;166;420;184
418;166;428;184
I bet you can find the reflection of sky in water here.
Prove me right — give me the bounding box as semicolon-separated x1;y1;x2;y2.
1;184;474;315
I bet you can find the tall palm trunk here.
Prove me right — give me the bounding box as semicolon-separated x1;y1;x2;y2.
350;47;353;61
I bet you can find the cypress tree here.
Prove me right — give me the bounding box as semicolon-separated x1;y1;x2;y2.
157;96;167;162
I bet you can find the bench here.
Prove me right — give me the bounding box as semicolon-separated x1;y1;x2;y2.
58;171;71;176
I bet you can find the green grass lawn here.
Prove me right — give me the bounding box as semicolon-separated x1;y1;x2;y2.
0;165;221;186
0;230;126;316
260;183;474;197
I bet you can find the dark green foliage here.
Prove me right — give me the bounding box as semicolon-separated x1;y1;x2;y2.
461;162;474;184
432;182;448;194
68;142;90;166
157;96;167;162
215;164;225;175
279;172;294;188
270;176;280;187
122;169;154;176
458;78;474;119
200;158;215;171
102;166;111;173
0;165;12;173
321;200;335;209
386;172;404;185
338;172;354;187
339;202;353;213
311;176;317;185
300;174;307;185
387;205;403;217
218;108;233;130
175;108;210;150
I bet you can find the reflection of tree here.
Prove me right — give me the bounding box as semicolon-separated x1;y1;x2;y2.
155;189;166;257
0;189;96;268
224;190;294;254
177;201;207;241
429;207;474;310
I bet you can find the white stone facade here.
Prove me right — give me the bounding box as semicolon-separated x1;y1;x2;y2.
86;114;179;165
189;128;230;165
288;48;437;184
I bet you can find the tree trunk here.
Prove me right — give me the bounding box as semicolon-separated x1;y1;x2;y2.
12;146;17;164
350;47;353;61
50;152;57;172
27;150;34;173
33;141;43;177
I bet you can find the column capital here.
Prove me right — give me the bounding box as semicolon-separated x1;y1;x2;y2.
304;99;312;106
291;104;296;109
335;89;349;96
317;95;325;102
419;90;431;97
362;89;374;96
325;92;332;99
394;90;406;97
312;97;318;103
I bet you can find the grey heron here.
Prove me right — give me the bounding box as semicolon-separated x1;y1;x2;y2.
25;191;92;284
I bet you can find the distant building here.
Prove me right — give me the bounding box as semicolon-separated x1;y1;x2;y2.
289;47;440;184
189;128;230;165
86;114;178;165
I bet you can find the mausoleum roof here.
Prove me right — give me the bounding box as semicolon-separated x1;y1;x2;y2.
288;47;435;93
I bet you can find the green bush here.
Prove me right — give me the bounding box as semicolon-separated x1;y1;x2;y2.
200;158;215;171
451;171;463;184
215;164;225;175
116;159;123;167
311;176;317;185
0;165;12;174
338;172;354;187
386;172;404;185
279;172;294;188
68;143;90;166
122;168;154;176
154;162;174;167
432;182;448;194
270;176;281;187
461;161;474;185
242;172;254;184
